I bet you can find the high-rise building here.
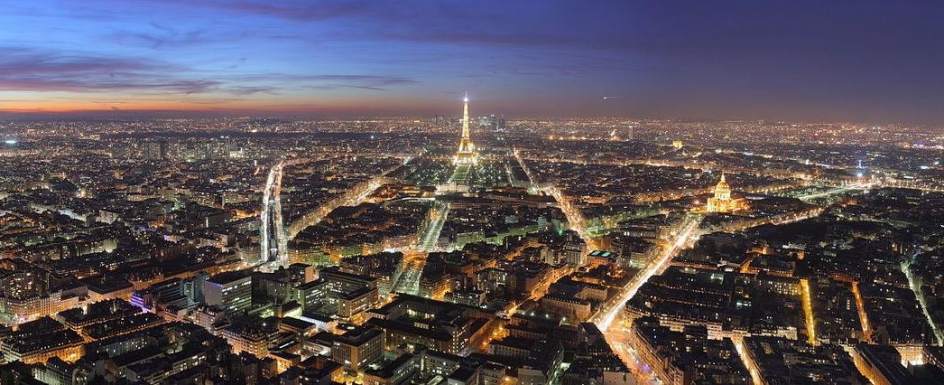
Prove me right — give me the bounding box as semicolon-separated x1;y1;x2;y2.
144;141;167;161
203;271;252;314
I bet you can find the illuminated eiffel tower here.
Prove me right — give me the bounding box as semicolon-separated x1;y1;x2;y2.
453;93;479;165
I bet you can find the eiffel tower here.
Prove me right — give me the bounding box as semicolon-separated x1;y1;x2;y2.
453;93;478;165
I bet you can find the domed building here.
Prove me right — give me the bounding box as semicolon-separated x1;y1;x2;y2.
704;173;748;213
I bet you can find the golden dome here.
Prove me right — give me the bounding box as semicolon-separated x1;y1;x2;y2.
714;173;731;200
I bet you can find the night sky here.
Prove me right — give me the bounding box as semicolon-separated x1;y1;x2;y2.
2;1;943;122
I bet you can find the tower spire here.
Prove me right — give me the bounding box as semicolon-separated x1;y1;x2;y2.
462;92;470;140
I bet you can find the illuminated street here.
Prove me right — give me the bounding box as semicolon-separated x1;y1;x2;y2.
392;201;449;295
903;257;944;346
732;336;764;385
800;278;817;345
259;160;286;266
593;213;704;330
850;280;874;343
586;214;703;385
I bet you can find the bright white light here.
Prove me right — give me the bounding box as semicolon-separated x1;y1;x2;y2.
3;139;16;145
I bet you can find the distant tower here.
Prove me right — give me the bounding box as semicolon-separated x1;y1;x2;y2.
453;93;479;165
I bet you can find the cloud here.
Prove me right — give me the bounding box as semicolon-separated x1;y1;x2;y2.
225;85;278;95
0;47;418;97
187;0;944;65
300;75;418;91
196;0;372;22
0;47;219;94
111;28;214;49
108;22;282;49
187;0;628;50
229;73;418;91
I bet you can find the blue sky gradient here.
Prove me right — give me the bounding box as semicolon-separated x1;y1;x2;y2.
1;0;943;122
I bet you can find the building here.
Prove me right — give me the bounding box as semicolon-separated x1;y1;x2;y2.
288;263;316;284
336;286;378;322
366;295;496;356
0;290;81;324
222;325;276;358
203;271;252;314
541;295;592;322
331;326;383;371
743;336;865;385
31;357;83;385
0;317;84;364
562;239;587;267
704;173;749;213
852;344;915;385
144;141;168;161
295;279;331;312
629;317;750;385
130;277;192;311
363;353;418;385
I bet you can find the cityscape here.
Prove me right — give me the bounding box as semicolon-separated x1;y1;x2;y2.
2;2;944;385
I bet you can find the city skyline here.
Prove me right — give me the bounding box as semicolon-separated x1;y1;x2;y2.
3;2;944;385
2;1;944;123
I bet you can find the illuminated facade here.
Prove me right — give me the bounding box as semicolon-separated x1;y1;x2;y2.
453;94;479;165
705;173;748;213
0;291;80;325
203;272;252;314
222;326;271;358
